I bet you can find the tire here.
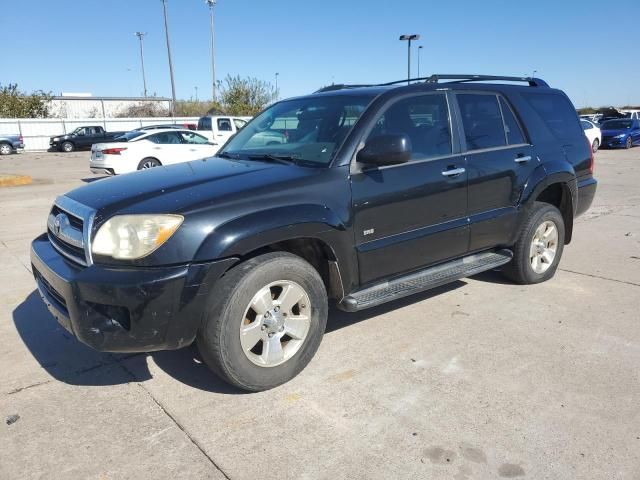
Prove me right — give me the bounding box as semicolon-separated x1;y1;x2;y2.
625;137;633;149
503;202;565;285
0;143;12;155
592;138;599;153
137;157;161;170
61;141;75;153
197;252;328;392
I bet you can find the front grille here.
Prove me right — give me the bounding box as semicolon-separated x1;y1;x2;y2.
46;197;93;266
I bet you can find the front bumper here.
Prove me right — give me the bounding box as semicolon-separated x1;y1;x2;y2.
31;233;237;353
602;136;627;148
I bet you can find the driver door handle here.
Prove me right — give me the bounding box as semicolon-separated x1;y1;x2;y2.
441;167;466;177
515;155;532;163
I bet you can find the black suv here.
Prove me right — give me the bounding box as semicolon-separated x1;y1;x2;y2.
31;75;597;391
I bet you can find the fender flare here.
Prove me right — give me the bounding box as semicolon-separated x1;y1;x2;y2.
192;204;355;284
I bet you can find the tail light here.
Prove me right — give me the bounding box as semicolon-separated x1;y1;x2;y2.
101;147;127;155
587;137;594;174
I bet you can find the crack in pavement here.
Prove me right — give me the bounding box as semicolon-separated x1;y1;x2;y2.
559;268;640;287
115;361;233;480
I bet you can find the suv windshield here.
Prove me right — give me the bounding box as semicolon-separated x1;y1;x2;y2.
602;120;632;129
220;94;375;166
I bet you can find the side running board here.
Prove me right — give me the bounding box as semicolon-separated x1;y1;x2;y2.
339;249;513;312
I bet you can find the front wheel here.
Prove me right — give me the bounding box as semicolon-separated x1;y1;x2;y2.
503;202;565;284
197;252;328;392
625;137;633;149
592;138;599;153
61;141;75;153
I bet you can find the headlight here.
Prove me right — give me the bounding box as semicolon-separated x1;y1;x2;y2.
92;214;183;260
615;134;626;138
53;137;60;141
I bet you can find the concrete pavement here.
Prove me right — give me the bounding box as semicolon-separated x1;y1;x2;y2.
1;149;638;479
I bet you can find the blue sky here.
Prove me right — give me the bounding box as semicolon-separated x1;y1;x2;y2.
2;0;639;108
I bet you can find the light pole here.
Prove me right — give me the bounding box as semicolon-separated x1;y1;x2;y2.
275;72;279;100
531;69;537;79
134;32;148;97
205;0;217;102
417;45;423;78
160;0;177;115
399;34;420;84
195;86;198;101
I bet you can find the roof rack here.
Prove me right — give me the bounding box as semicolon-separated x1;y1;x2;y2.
314;75;549;93
314;84;374;93
423;74;549;87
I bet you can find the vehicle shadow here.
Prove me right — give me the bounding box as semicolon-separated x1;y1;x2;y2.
14;281;466;394
468;268;514;285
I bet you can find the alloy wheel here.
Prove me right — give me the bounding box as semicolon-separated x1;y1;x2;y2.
529;220;558;274
239;280;311;367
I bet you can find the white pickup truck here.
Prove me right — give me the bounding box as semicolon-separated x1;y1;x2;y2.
196;115;252;150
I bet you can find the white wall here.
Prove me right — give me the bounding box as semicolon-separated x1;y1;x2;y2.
48;98;173;118
0;117;199;151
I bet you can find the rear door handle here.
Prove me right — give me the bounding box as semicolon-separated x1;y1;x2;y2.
515;155;532;163
441;167;466;177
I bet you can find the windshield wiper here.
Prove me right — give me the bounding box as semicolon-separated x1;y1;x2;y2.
246;154;300;165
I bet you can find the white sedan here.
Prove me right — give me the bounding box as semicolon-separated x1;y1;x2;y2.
90;129;219;175
581;119;602;153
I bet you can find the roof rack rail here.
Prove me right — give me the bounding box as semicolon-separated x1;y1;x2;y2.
314;84;374;93
423;74;549;87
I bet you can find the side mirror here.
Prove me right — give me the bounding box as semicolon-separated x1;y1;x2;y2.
357;133;412;166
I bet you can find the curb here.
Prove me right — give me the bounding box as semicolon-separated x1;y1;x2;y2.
0;175;33;187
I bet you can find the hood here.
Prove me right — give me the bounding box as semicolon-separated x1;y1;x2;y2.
50;133;69;139
601;128;630;136
65;156;319;217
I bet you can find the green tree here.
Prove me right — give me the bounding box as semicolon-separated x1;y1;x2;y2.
218;75;276;116
0;83;52;118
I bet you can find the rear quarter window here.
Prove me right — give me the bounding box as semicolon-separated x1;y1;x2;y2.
522;92;583;141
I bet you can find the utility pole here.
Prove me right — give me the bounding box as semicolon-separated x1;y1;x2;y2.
399;34;420;84
205;0;217;102
275;72;279;100
134;32;148;97
161;0;177;115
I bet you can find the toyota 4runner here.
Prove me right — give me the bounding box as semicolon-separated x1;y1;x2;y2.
31;75;597;391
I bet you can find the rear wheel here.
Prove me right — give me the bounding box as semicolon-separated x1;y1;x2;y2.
197;252;328;392
61;141;74;153
591;138;599;153
137;157;161;170
626;137;633;149
0;143;12;155
503;202;565;284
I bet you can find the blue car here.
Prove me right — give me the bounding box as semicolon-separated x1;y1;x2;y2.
600;119;640;149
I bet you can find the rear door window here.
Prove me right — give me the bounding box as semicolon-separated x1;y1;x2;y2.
522;92;583;140
197;117;212;131
149;132;183;144
499;97;527;145
457;94;507;150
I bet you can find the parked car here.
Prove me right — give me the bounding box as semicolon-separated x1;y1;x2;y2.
135;123;197;132
600;118;640;149
196;115;251;148
581;119;602;152
31;74;596;392
0;134;24;155
50;126;126;152
621;109;640;120
90;129;218;175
